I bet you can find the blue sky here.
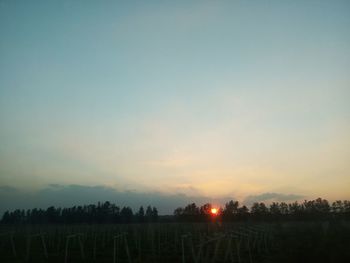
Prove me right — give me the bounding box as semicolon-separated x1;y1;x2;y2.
0;0;349;207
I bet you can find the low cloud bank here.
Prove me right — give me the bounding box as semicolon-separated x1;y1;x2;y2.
244;192;304;206
0;185;304;216
0;184;226;216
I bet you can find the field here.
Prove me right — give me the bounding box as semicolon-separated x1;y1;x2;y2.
1;220;350;263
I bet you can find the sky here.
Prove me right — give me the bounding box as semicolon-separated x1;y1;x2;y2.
0;0;350;214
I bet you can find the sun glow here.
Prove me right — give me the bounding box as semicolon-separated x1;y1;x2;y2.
211;208;218;215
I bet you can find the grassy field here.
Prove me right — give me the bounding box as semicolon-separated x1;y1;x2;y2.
1;220;349;263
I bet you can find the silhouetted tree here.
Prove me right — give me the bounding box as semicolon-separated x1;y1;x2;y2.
145;205;153;222
222;200;239;221
288;201;303;219
120;206;133;223
332;200;344;213
174;207;184;220
269;202;281;219
183;203;200;221
152;207;158;222
343;200;350;215
136;206;145;223
303;198;330;219
199;203;212;221
237;205;249;220
1;211;10;224
251;202;268;219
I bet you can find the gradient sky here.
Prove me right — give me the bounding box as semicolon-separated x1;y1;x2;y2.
1;0;350;206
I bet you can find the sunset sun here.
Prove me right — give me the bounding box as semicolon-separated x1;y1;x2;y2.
211;208;218;215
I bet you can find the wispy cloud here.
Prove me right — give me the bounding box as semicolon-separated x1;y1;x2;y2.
244;192;305;205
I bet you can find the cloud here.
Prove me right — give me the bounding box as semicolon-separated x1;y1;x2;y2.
0;185;18;193
244;192;304;205
0;184;230;216
0;185;308;217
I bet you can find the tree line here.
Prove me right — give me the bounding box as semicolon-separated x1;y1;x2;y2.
2;198;350;224
1;201;158;224
174;198;350;222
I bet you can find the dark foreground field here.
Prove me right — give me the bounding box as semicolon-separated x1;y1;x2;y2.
1;220;350;263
